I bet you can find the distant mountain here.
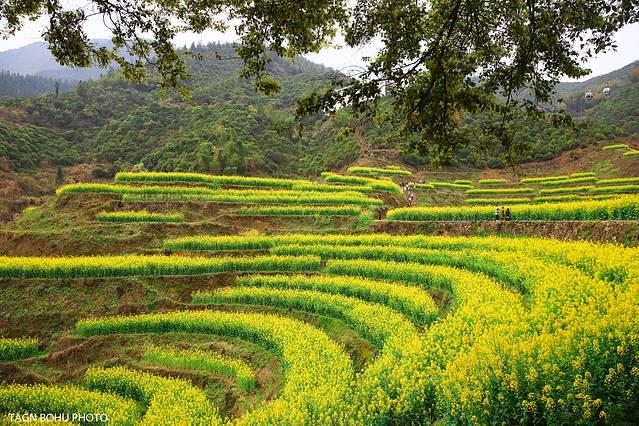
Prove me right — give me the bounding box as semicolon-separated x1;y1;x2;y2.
0;40;113;82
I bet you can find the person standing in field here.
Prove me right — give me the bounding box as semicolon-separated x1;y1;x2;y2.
506;208;512;221
495;207;500;221
501;207;505;220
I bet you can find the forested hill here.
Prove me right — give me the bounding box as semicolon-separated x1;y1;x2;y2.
0;42;638;177
0;43;363;176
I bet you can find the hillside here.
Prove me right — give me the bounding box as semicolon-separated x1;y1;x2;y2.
0;43;359;176
0;43;638;224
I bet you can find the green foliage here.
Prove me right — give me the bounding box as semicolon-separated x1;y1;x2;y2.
0;122;78;169
0;71;75;99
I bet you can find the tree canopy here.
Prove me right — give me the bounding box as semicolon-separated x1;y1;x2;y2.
1;0;638;162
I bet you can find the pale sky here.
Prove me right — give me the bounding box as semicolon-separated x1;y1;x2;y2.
1;10;637;82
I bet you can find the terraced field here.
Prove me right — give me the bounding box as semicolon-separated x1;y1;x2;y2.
1;233;638;423
1;171;639;424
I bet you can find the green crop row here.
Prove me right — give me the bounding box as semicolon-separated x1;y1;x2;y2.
410;183;435;189
95;210;183;223
477;179;511;185
58;183;218;196
321;172;401;193
538;185;596;195
538;176;598;186
290;182;372;193
386;196;639;220
143;345;256;391
570;172;597;178
238;205;363;217
115;172;309;188
0;337;39;361
520;175;569;184
623;150;639;157
533;195;583;203
602;143;629;150
464;198;531;205
465;187;534;195
588;185;639;195
597;177;639;185
0;384;139;425
453;179;472;185
85;366;220;425
0;255;320;279
236;274;437;324
429;182;473;189
193;286;414;348
346;166;412;176
191;286;429;422
121;192;382;206
58;183;382;206
77;310;353;424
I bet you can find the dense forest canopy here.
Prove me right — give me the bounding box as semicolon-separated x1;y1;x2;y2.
1;0;638;163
